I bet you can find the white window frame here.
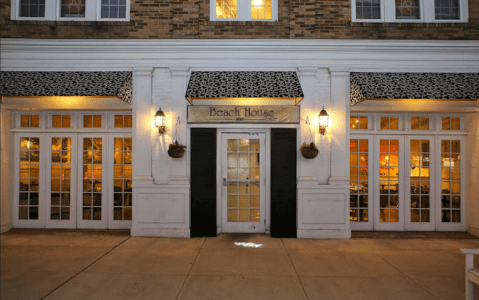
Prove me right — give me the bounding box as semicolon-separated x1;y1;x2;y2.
11;0;130;21
210;0;278;22
351;0;468;23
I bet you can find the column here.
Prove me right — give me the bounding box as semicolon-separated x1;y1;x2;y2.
132;68;154;185
328;67;350;186
297;67;319;186
168;67;190;185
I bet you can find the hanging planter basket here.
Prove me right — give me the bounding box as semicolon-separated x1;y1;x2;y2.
300;142;319;159
168;141;186;158
167;117;186;158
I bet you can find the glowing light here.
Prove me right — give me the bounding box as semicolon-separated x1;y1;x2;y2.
253;0;262;6
234;242;263;248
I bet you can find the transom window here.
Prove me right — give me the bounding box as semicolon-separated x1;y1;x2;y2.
352;0;468;23
381;117;399;130
12;0;130;21
211;0;277;21
350;116;368;129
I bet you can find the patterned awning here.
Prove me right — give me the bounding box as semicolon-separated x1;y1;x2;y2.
350;72;479;106
0;71;132;103
185;71;304;104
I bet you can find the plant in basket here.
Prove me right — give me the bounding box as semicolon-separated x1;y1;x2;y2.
300;122;319;159
168;117;187;158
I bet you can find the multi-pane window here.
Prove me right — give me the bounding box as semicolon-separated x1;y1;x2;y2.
442;117;460;130
350;139;369;222
19;0;45;17
411;117;429;130
114;115;133;128
82;138;103;220
410;140;430;222
226;139;261;222
435;0;459;20
355;0;380;19
52;115;71;128
21;115;40;128
396;0;420;20
441;140;461;223
19;137;40;220
101;0;127;19
51;138;72;220
84;115;102;128
213;0;275;21
113;138;133;221
350;116;368;129
61;0;85;18
381;117;399;130
352;0;466;22
379;139;399;222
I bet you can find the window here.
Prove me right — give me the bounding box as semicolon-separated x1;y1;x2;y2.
114;115;132;128
83;115;102;128
52;115;71;128
351;0;468;23
21;115;40;128
442;117;460;130
381;117;399;130
350;116;368;130
411;117;429;130
211;0;277;21
11;0;130;21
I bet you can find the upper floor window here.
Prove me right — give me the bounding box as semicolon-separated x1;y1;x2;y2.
11;0;129;21
350;116;368;130
211;0;277;21
351;0;468;23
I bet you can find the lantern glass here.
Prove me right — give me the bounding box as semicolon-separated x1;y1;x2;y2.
319;115;329;127
155;115;165;128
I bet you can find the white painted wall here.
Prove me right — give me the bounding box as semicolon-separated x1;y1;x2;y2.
1;107;13;233
466;112;479;237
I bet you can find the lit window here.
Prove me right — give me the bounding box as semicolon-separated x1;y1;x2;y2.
350;116;368;130
114;115;132;128
52;115;71;128
411;117;429;130
11;0;130;21
442;117;460;130
351;0;467;23
212;0;277;21
21;115;40;128
84;115;102;128
381;117;398;130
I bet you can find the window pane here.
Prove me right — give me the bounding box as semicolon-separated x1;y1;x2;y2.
356;0;381;19
216;0;237;19
396;0;420;19
435;0;459;20
442;117;450;130
61;0;86;18
251;0;272;20
20;0;45;17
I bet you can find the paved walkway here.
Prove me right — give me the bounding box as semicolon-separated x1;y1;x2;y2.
1;230;479;300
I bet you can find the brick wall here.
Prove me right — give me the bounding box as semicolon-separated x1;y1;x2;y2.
1;0;478;39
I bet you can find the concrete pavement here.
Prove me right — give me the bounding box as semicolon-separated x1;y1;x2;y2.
1;230;479;300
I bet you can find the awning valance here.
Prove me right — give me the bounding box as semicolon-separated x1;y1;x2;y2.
185;71;304;104
350;72;479;106
0;71;132;103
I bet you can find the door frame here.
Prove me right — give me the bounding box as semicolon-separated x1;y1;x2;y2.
216;129;271;234
373;135;405;231
404;135;436;231
45;133;78;229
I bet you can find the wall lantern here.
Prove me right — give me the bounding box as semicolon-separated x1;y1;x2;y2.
154;107;166;134
318;106;329;135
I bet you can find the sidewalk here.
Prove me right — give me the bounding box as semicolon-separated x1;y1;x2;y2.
1;230;478;300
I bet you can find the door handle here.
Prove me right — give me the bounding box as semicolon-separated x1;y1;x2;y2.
223;178;227;186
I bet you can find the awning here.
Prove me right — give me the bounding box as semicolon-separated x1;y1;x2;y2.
0;71;132;103
185;71;304;104
350;72;479;106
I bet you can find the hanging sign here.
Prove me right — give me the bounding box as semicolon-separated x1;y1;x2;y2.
187;105;300;123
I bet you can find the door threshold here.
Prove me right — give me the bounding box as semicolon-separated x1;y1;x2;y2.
352;231;474;239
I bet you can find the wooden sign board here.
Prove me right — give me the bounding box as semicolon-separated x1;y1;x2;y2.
187;106;300;124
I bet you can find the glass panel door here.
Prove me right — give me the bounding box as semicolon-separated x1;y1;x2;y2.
108;133;133;229
221;133;266;233
405;136;435;231
77;133;107;229
45;133;77;228
436;136;466;231
13;134;44;228
349;135;373;231
374;136;404;230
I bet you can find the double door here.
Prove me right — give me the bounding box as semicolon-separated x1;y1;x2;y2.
350;134;465;231
13;132;132;229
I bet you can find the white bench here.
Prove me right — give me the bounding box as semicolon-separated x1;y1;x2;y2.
461;249;479;300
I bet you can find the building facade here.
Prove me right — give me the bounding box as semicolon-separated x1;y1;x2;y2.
1;0;479;238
